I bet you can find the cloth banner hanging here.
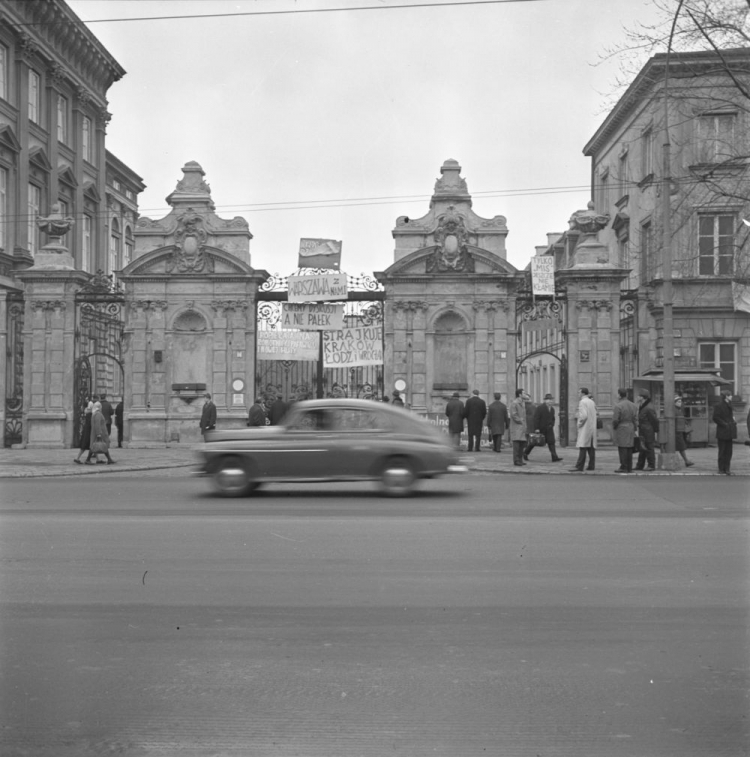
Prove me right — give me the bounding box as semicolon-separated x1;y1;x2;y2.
323;326;383;367
257;330;319;361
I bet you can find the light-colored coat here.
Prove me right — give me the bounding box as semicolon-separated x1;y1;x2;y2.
612;397;637;447
509;397;527;442
90;409;110;449
575;395;598;448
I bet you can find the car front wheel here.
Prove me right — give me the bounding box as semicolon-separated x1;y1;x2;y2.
379;456;417;497
211;456;255;497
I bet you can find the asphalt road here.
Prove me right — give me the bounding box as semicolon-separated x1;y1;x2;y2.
1;472;748;757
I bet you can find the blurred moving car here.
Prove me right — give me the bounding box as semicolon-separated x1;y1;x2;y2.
196;398;467;497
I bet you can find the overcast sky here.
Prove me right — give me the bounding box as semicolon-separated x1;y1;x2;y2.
67;0;663;274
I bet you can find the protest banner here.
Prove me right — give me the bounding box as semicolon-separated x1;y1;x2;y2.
322;326;383;367
281;303;345;330
297;238;342;270
531;256;555;296
257;330;319;361
288;273;348;303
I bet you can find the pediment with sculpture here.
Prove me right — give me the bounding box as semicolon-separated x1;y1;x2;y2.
381;244;517;277
121;244;256;277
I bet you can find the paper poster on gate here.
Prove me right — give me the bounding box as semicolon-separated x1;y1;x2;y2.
281;303;345;330
531;256;555;296
287;273;348;303
323;326;383;367
257;330;319;361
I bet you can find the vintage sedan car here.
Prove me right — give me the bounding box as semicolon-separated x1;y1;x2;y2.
196;398;467;497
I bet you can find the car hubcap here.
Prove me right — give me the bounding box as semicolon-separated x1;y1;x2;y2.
382;465;414;493
216;466;247;493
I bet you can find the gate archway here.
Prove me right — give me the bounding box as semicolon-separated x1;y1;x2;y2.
73;272;125;447
255;270;385;402
516;293;568;445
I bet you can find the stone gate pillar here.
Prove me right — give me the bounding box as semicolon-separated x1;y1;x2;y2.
15;207;88;447
557;202;629;443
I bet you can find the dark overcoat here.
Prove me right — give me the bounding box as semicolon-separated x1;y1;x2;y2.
486;401;509;435
200;400;217;433
712;398;737;440
637;400;658;444
612;398;637;447
464;395;487;434
445;398;465;434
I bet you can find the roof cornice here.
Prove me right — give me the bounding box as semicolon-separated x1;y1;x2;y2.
584;48;750;158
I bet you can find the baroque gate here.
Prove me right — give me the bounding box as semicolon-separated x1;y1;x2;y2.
255;270;385;402
73;272;125;446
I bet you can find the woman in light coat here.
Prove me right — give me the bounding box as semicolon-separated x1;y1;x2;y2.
572;387;597;471
88;401;116;465
74;399;94;464
509;389;528;466
612;388;637;473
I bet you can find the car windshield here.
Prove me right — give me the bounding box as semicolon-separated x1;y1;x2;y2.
285;406;394;432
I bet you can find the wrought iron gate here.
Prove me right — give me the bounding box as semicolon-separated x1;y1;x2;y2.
73;272;125;447
515;286;568;445
4;294;25;447
256;270;385;402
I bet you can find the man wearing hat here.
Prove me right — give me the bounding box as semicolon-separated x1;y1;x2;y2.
464;389;487;452
445;392;465;449
635;388;658;471
712;388;737;474
524;393;563;462
486;392;509;452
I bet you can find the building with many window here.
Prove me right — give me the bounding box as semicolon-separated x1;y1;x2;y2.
538;49;750;444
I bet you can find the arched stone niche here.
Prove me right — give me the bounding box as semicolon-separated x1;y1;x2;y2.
171;309;209;387
430;309;469;392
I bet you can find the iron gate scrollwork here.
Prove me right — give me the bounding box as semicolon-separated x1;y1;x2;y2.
73;271;125;447
4;294;25;447
256;270;385;402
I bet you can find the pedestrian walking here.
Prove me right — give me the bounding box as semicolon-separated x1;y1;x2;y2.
114;398;124;447
99;393;114;436
269;395;289;425
87;401;116;464
673;396;694;467
199;392;217;436
445;392;465;449
74;398;94;464
524;393;537;449
247;397;267;427
464;389;487;452
712;388;737;475
524;393;563;462
635;388;658;471
510;388;528;466
486;392;509;452
571;387;597;471
612;387;637;473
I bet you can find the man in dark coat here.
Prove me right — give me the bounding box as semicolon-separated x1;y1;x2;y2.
635;388;658;471
464;389;487;452
114;399;124;448
99;393;114;436
524;393;563;462
248;398;267;427
391;390;405;407
712;388;737;475
269;396;289;425
445;392;465;449
199;392;217;436
486;393;509;452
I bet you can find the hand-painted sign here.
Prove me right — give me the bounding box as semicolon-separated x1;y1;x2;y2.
323;326;383;367
257;330;319;361
288;273;348;303
297;238;342;270
281;303;345;330
531;256;555;296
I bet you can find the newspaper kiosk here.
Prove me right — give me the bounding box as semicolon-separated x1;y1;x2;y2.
633;369;732;446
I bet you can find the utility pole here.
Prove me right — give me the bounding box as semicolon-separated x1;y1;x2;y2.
660;0;685;471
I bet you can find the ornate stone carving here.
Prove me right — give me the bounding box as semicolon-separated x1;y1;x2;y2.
17;33;38;61
37;202;75;242
210;300;248;314
31;300;66;312
76;86;92;106
426;206;475;273
575;299;612;312
131;300;168;312
48;63;66;88
97;108;112;132
392;300;429;313
166;214;214;274
568;201;610;236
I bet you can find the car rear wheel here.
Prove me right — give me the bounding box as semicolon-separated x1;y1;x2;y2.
211;456;255;497
379;456;417;497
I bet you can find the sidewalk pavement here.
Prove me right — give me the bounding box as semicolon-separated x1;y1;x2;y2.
0;441;748;478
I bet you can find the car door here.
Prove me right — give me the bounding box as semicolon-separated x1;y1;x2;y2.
324;407;393;478
261;407;334;479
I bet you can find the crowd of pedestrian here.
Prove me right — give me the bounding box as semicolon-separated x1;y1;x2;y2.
73;392;120;465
